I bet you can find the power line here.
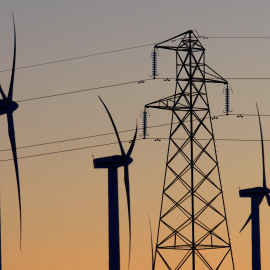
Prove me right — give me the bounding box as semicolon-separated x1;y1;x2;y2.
226;78;270;80
0;115;227;152
205;37;270;39
0;122;171;152
16;77;270;103
0;43;156;73
212;113;270;117
0;139;144;162
0;113;269;153
164;77;270;80
0;113;270;161
0;129;135;152
0;135;268;163
159;77;270;80
17;79;152;102
1;37;270;73
147;137;270;142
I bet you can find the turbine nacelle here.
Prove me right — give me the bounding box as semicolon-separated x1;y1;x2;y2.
93;155;133;169
0;100;18;115
239;187;270;198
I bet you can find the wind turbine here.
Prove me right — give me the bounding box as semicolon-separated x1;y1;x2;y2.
239;104;270;270
93;97;137;270
0;15;22;248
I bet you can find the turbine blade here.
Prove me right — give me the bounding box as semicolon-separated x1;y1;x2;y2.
148;215;154;270
8;14;16;101
240;212;252;233
0;85;7;100
126;121;137;157
258;195;264;206
266;194;270;206
99;97;125;156
256;103;267;188
124;165;131;268
7;113;22;249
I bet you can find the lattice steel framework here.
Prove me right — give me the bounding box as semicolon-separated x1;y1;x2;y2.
145;30;235;270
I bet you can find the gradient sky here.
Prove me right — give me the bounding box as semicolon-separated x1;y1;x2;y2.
1;1;270;269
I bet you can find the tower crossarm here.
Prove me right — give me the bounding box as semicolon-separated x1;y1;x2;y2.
145;94;185;111
204;64;228;85
155;30;191;47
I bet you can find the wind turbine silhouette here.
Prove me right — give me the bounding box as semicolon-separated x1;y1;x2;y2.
0;15;22;248
239;104;270;270
93;97;137;270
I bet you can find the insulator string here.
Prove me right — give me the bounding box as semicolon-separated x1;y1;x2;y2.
223;85;233;115
140;108;150;139
150;48;159;79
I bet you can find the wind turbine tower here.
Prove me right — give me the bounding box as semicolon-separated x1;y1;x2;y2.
93;97;137;270
239;104;270;270
145;31;235;269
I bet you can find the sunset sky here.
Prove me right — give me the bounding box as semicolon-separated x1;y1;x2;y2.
1;1;270;269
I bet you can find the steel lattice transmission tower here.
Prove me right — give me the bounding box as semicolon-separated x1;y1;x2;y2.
145;30;235;270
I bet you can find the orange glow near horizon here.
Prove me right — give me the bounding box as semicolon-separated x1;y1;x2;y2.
1;1;270;269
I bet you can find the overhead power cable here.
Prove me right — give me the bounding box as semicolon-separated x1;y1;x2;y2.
157;77;270;80
0;135;269;163
147;137;270;142
0;122;168;152
17;79;152;102
0;43;156;73
223;113;270;117
0;113;269;153
0;139;144;162
226;78;270;80
1;36;270;73
0;128;136;152
205;37;270;39
0;112;270;161
16;77;270;103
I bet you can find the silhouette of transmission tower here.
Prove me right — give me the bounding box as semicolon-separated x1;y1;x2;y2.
145;31;235;270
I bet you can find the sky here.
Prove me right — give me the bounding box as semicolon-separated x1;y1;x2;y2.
1;0;270;269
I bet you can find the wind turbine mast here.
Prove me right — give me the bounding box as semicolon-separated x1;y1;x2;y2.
145;30;235;269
